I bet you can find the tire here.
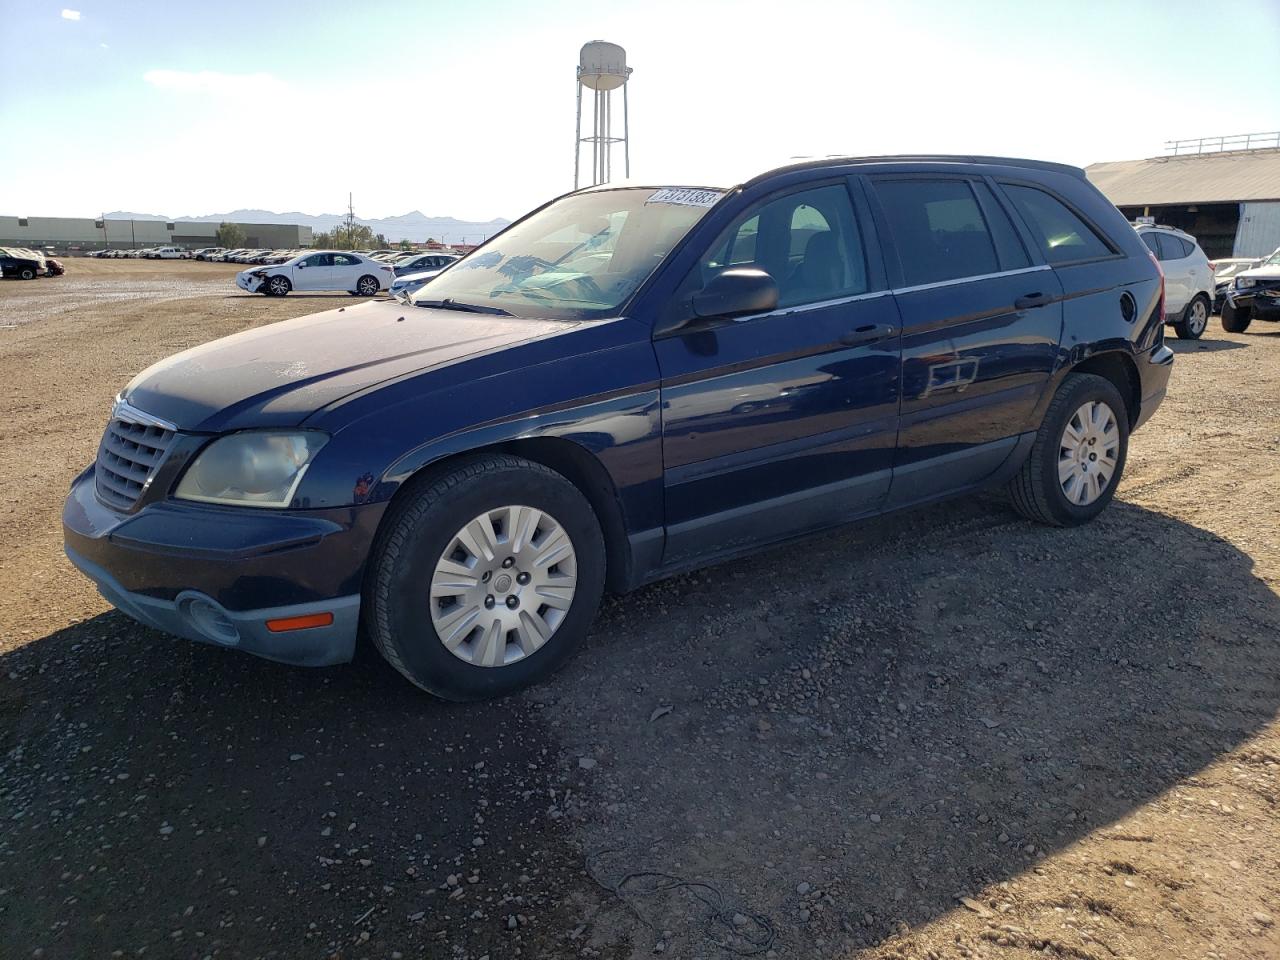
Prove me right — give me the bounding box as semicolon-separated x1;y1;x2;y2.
265;275;291;297
1172;294;1210;339
356;274;380;297
19;268;34;280
1220;302;1252;334
1008;372;1129;527
365;454;606;701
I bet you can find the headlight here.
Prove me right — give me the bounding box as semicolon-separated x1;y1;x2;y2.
1236;276;1256;289
175;431;327;507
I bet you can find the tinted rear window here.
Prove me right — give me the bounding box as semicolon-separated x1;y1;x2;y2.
1002;184;1112;263
874;179;1004;285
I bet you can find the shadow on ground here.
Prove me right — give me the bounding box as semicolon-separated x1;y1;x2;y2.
2;496;1278;958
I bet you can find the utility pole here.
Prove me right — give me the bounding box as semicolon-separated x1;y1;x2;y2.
345;192;355;249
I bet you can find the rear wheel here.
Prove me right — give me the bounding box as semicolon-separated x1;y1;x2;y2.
1008;373;1129;527
1220;302;1252;333
19;267;34;280
356;274;380;296
1173;294;1209;339
266;275;291;297
365;455;606;700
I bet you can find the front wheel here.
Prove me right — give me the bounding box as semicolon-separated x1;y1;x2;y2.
1008;373;1129;527
365;455;606;701
1220;302;1252;333
356;274;380;296
1173;294;1210;339
19;268;35;280
265;275;291;297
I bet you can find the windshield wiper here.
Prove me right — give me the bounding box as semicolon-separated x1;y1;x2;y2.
415;298;514;317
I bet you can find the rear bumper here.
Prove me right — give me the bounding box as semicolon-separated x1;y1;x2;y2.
1134;344;1174;431
62;466;385;666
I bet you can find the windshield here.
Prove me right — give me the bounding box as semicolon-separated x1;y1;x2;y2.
1262;251;1280;268
411;186;724;319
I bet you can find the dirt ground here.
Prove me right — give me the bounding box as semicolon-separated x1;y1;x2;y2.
1;261;1278;960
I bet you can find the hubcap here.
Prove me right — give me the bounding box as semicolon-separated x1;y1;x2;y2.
429;505;577;667
1190;300;1207;333
271;278;287;293
1059;400;1120;506
360;279;376;294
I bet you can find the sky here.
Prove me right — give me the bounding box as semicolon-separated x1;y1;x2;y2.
1;0;1278;223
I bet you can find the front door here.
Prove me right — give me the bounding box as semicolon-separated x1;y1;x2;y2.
866;175;1064;508
293;252;333;290
655;180;902;568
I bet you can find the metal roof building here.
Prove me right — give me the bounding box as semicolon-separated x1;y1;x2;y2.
1086;140;1280;259
0;216;312;254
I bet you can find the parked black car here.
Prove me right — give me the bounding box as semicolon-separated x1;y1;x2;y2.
64;155;1172;700
0;252;42;279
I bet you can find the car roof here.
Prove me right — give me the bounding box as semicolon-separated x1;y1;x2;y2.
579;153;1086;195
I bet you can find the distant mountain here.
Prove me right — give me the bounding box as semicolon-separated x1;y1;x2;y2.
103;209;510;244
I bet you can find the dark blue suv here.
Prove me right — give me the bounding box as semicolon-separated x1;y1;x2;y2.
63;156;1173;700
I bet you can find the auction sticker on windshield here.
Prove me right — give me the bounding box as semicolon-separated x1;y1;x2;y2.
646;188;724;207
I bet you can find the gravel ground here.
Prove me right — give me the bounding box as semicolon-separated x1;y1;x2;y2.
1;262;1278;960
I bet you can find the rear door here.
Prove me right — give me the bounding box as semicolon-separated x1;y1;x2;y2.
332;252;364;289
867;175;1063;508
655;179;901;567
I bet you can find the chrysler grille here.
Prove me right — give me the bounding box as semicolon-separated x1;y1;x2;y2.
94;416;175;511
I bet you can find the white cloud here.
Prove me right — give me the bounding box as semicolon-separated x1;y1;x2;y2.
142;69;288;98
61;9;81;20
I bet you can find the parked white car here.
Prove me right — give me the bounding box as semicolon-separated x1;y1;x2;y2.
1133;223;1214;339
236;250;394;297
149;246;188;260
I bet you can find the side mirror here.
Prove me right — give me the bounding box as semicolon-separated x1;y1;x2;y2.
691;267;779;320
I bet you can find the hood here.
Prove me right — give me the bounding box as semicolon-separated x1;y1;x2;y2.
1239;264;1280;280
122;299;584;432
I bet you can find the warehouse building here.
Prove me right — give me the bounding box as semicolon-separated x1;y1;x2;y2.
1086;138;1280;259
0;216;312;253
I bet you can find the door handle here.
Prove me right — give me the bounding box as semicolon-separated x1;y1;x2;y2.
839;323;896;346
1014;292;1052;310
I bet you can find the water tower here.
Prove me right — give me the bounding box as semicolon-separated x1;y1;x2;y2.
574;41;632;189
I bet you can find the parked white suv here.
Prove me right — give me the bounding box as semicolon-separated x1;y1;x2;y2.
148;246;188;260
236;250;394;297
1133;223;1214;339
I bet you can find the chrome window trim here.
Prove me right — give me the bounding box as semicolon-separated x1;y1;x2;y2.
726;264;1053;325
891;264;1052;296
732;290;892;324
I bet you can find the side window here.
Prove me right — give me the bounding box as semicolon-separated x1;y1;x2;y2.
1142;233;1160;257
696;184;868;309
971;181;1030;270
1001;183;1113;264
873;179;1004;285
333;253;358;266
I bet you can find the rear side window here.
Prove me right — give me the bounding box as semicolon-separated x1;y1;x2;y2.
1142;233;1160;257
1001;184;1112;263
873;179;1006;286
1157;234;1193;260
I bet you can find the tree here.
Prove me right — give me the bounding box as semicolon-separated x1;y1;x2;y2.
312;223;380;250
216;222;245;248
398;239;413;251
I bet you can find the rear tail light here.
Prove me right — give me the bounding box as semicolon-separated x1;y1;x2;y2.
1147;250;1166;323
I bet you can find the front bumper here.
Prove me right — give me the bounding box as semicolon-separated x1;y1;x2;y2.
62;467;386;666
1225;288;1280;320
235;273;265;293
